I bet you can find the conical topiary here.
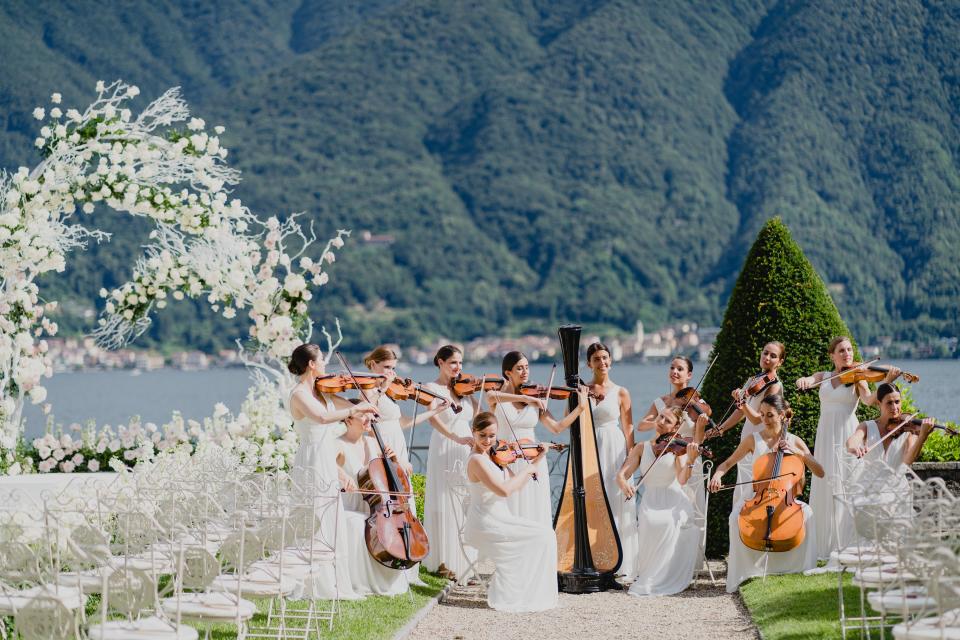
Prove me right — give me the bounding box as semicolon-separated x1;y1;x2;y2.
701;217;858;558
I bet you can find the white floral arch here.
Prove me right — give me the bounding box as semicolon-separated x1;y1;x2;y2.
0;81;346;471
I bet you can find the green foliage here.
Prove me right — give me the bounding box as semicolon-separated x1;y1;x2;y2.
411;472;426;521
701;218;856;558
900;384;960;462
740;571;862;640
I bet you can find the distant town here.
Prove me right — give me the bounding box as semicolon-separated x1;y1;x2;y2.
44;322;958;373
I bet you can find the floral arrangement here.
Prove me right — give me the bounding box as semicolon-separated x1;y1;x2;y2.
0;80;348;472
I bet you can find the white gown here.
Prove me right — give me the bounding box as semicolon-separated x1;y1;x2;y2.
375;393;411;469
808;380;860;560
592;385;637;577
725;432;817;593
846;421;913;537
628;445;700;596
422;382;478;576
289;395;361;600
730;391;767;510
494;402;552;526
337;436;409;596
463;454;558;612
653;397;705;517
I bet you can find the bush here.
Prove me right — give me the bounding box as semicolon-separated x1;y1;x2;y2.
412;472;426;521
899;385;960;462
701;217;857;558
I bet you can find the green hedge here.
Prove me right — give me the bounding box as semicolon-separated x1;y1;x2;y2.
412;472;426;521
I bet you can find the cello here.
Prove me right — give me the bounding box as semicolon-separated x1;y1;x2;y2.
335;352;429;570
737;417;806;552
553;325;623;592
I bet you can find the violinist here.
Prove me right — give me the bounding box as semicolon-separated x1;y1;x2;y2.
335;406;409;596
484;351;586;525
463;412;558;613
421;345;478;582
709;395;823;592
363;345;448;473
846;383;935;469
795;336;902;561
584;341;638;577
616;407;709;594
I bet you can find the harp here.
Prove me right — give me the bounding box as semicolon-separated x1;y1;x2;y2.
553;324;623;592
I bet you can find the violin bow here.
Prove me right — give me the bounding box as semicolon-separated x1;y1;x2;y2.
407;384;422;459
862;413;917;457
333;351;382;419
809;358;880;389
712;472;799;492
493;382;539;482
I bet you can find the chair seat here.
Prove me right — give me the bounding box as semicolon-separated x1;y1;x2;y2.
109;554;175;574
893;608;960;639
160;592;256;621
0;584;84;614
211;568;298;598
87;615;200;640
832;546;897;566
56;568;111;594
854;564;917;586
868;586;937;614
276;548;335;566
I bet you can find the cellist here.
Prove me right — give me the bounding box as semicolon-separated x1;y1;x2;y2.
709;395;824;592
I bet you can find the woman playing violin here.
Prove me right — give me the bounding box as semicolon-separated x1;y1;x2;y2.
616;407;708;593
463;412;558;612
710;395;823;592
335;407;409;596
795;336;902;561
421;344;479;581
846;383;935;468
364;345;449;473
484;351;586;525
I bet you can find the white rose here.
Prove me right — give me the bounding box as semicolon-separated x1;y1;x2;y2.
50;93;62;104
87;459;100;472
32;107;45;120
29;385;47;404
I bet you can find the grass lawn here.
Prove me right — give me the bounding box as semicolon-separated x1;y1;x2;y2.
740;571;883;640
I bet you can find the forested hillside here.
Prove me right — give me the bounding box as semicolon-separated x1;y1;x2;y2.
1;0;957;351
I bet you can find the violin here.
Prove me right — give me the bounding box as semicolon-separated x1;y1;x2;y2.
652;433;713;459
451;373;504;397
671;387;720;434
737;421;806;552
315;372;384;394
736;371;779;402
488;438;568;467
885;415;958;437
519;383;604;402
384;377;449;407
838;362;919;386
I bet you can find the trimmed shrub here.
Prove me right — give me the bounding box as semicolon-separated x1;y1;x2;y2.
701;217;858;558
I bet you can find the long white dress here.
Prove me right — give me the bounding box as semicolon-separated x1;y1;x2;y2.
422;382;477;576
808;380;860;560
289;396;361;600
337;436;409;596
592;385;638;577
725;432;817;592
628;445;700;596
730;391;768;511
847;421;913;539
463;454;558;612
653;397;704;516
494;402;552;526
375;393;411;470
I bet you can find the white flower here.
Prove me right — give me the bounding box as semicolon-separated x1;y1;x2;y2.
223;307;236;319
331;236;345;249
323;251;336;264
60;461;76;473
50;93;62;104
127;85;140;97
87;459;100;472
50;107;62;119
283;273;307;296
96;80;105;92
29;386;47;404
32;107;45;120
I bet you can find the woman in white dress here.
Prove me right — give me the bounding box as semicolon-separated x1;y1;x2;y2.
709;395;824;593
363;345;449;472
422;345;479;581
287;343;378;600
463;412;558;613
485;351;585;526
335;410;410;597
795;336;902;560
617;406;706;594
584;342;637;577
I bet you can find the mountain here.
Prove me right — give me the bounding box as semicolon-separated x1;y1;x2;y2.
1;0;957;352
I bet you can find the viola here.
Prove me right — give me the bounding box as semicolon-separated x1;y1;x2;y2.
652;433;713;459
838;362;919;386
451;373;504;397
384;377;449;407
315;372;384;394
737;422;806;552
488;438;567;467
672;387;720;434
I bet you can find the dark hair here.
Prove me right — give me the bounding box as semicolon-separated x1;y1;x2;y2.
433;344;462;367
364;345;398;369
501;351;527;377
288;343;321;376
876;383;898;403
670;355;693;374
765;341;786;363
472;411;497;432
586;342;610;362
760;394;794;423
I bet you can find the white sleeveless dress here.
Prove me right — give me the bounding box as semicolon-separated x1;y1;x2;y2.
591;385;637;577
653;396;705;518
494;402;552;526
422;382;477;576
846;421;913;537
375;393;411;469
337;436;409;596
808;380;860;560
730;391;767;510
463;454;558;612
628;445;700;596
725;432;817;592
289;395;361;600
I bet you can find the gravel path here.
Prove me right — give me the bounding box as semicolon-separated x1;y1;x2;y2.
405;562;757;640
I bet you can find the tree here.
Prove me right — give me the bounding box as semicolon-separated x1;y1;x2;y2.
701;217;857;558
